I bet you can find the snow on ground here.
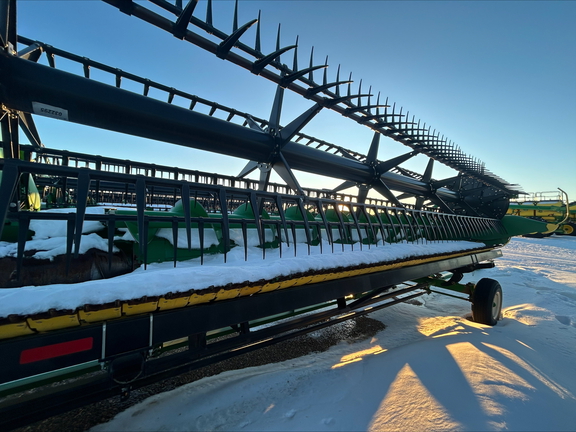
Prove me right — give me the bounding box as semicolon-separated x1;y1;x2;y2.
92;236;576;432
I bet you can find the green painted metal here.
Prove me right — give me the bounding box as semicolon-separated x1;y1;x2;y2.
0;361;100;399
227;203;279;249
416;274;473;297
114;199;228;264
471;215;557;246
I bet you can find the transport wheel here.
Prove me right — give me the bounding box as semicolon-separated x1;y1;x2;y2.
562;222;576;236
471;278;502;326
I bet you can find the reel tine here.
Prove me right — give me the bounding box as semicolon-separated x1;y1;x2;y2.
74;170;90;258
108;214;116;272
242;220;248;261
199;219;205;265
275;23;281;62
15;213;30;283
233;0;238;32
346;72;354;97
255;10;262;53
292;35;298;71
66;214;75;276
136;177;147;262
308;46;314;80
172;0;198;39
206;0;213;26
172;216;178;267
182;183;192;250
335;64;341;96
367;86;372;115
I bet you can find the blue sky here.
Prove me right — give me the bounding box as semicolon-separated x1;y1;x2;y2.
15;0;576;202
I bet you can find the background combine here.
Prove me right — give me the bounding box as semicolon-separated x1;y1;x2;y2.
507;190;576;237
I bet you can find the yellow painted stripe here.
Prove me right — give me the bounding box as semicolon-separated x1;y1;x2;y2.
79;307;122;323
158;296;190;311
0;247;494;339
238;285;262;297
26;314;80;332
215;288;241;301
260;281;281;293
0;321;35;340
187;292;216;306
122;301;158;316
277;279;298;289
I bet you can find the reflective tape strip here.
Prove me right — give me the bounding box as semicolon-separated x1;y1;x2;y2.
19;337;94;364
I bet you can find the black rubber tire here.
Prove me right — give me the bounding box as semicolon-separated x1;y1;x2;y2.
471;278;503;326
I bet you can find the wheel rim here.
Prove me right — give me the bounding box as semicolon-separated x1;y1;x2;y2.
563;224;574;235
491;291;502;321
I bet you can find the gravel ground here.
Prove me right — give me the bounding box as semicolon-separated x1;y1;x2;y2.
12;316;385;432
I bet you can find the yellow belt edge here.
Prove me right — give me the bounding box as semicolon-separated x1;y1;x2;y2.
0;247;494;340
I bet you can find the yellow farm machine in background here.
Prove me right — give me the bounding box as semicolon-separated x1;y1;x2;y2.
507;189;576;237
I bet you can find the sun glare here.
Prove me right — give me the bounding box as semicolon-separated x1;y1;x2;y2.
331;345;387;369
417;316;488;337
446;341;534;420
368;364;462;431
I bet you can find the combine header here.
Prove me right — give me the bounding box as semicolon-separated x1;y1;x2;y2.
0;0;553;428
